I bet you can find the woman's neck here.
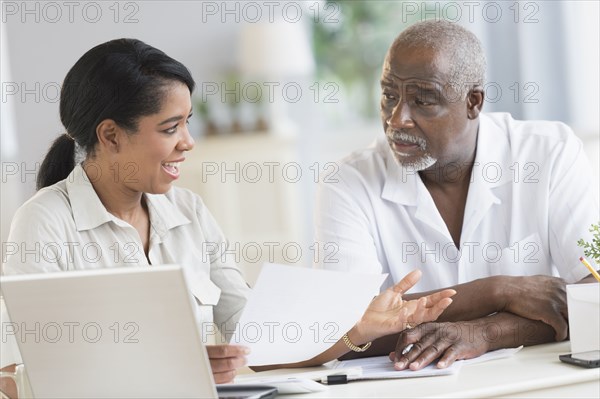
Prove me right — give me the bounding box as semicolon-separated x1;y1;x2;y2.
82;159;145;224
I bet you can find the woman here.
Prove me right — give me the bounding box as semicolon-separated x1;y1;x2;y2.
2;39;454;385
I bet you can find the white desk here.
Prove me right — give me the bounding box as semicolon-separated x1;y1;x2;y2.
246;342;599;398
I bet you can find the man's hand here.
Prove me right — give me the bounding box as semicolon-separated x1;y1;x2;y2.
206;344;249;384
390;312;556;370
500;275;568;340
355;270;455;343
390;321;490;371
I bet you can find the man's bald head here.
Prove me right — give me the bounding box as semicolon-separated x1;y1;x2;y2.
388;20;486;99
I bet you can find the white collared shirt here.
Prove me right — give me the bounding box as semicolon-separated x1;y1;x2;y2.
315;113;600;292
3;164;250;339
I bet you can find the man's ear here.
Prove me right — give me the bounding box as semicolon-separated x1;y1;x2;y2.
467;86;484;119
96;120;122;153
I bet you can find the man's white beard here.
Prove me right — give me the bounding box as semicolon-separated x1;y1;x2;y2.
393;152;437;172
387;131;437;171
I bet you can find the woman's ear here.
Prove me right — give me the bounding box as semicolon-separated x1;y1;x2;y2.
467;86;485;119
96;120;121;153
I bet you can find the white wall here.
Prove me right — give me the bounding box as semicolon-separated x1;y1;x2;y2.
2;1;240;197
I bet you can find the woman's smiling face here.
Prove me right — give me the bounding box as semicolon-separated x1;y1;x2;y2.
110;81;194;194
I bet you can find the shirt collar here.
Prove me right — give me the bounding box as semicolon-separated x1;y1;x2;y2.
474;112;512;189
66;164;190;233
67;164;114;231
380;113;512;206
144;193;191;238
381;140;421;206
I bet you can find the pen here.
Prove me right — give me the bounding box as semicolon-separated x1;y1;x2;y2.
579;256;600;282
320;369;362;385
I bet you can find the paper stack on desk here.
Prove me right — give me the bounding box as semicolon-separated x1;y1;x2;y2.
330;346;522;380
333;355;461;379
229;263;386;366
235;347;523;388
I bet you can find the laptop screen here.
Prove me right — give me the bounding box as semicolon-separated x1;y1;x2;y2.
1;266;219;398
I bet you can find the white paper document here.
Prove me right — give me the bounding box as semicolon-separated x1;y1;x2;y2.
333;355;461;379
235;366;363;385
460;346;523;365
331;346;523;380
229;263;387;366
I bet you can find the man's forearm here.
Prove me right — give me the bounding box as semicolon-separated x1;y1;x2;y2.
341;273;569;360
341;276;514;360
404;273;569;341
578;274;600;284
403;276;506;322
482;312;556;350
341;310;557;361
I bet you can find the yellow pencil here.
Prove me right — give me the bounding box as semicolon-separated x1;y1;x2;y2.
579;256;600;282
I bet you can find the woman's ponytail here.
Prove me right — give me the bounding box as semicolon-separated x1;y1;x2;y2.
36;133;75;190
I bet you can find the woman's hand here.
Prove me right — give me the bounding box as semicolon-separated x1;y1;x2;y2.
353;270;455;344
0;364;18;399
206;344;250;384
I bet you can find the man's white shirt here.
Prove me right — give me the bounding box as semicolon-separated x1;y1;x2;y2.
315;112;599;292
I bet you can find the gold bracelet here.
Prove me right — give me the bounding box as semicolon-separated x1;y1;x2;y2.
342;333;372;352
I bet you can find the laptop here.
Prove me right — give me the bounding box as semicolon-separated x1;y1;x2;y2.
0;265;276;399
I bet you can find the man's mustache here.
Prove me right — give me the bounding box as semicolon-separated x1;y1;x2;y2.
387;130;427;150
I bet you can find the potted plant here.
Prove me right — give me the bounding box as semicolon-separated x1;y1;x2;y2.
577;222;600;265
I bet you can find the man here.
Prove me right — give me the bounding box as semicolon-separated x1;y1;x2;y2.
315;19;599;370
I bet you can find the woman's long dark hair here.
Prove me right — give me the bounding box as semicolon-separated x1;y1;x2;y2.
37;38;195;189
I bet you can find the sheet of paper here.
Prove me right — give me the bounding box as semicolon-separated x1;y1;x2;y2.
229;263;387;366
333;355;461;379
235;366;363;385
331;346;523;380
460;346;523;365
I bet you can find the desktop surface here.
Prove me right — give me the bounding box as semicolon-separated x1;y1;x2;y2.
245;341;599;398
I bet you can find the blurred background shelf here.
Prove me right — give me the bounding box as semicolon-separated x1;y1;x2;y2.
176;133;305;286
